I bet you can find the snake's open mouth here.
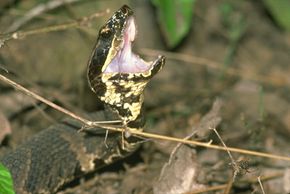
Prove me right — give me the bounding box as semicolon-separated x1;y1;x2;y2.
104;17;159;74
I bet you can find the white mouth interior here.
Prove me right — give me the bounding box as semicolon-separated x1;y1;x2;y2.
104;17;154;73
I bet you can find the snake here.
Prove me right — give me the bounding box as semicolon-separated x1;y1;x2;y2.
0;5;165;194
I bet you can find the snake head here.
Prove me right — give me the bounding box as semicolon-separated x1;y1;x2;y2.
87;5;165;129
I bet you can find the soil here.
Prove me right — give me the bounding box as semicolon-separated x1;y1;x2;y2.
0;0;290;193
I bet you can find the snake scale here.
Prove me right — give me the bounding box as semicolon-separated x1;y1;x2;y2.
1;5;165;194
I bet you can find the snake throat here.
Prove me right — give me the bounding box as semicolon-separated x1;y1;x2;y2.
87;5;165;131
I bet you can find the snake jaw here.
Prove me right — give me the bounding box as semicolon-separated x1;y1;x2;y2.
104;16;161;75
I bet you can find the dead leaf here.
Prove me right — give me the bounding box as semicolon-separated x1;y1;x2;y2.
153;143;205;194
284;168;290;193
191;99;223;139
153;99;223;194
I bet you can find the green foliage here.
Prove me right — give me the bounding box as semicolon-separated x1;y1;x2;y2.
151;0;196;48
263;0;290;31
0;163;15;194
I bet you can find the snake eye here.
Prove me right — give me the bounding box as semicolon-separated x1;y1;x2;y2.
100;27;112;38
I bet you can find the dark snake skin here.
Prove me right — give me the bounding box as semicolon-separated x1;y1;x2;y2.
0;5;165;194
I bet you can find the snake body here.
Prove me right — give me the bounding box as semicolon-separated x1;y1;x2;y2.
1;5;165;194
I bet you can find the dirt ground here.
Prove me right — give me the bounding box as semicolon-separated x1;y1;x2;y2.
0;0;290;193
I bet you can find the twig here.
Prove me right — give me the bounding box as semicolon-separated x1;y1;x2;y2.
211;128;236;194
212;128;239;181
0;9;110;48
258;176;266;194
0;65;9;73
223;178;233;194
140;48;288;86
7;0;81;32
133;130;290;161
185;172;282;194
1;74;290;162
31;101;57;124
212;128;237;169
0;74;122;128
